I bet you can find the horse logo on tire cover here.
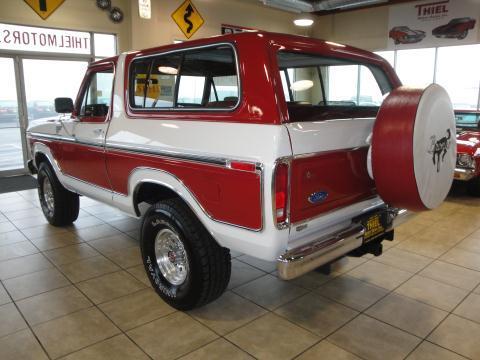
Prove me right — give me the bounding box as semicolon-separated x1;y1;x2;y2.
428;129;451;173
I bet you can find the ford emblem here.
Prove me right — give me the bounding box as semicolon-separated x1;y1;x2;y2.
308;191;328;204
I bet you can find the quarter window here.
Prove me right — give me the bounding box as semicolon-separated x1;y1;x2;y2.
129;45;239;110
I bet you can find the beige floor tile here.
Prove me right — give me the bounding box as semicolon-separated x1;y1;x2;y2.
127;312;218;359
179;338;253;360
428;315;480;359
441;248;480;271
366;293;448;337
0;253;52;280
227;259;265;289
0;200;35;212
109;218;141;232
30;232;81;251
453;293;480;324
189;291;266;335
226;313;319;360
330;256;368;275
21;224;69;240
103;246;142;268
99;288;175;331
0;230;28;246
419;260;480;291
10;216;49;229
236;254;276;272
0;241;38;261
44;243;99;266
328;314;421;360
0;221;17;234
3;207;44;221
457;235;480;253
275;293;358;337
0;329;48;360
317;275;388;311
16;285;92;326
396;237;453;258
58;255;120;283
290;270;334;290
77;270;146;304
0;302;28;337
94;210;130;222
0;282;11;305
88;234;138;254
71;224;122;242
347;260;413;290
297;340;361;360
373;248;433;273
126;264;151;286
33;307;120;359
3;267;69;300
395;275;469;311
62;334;149;360
67;215;105;230
407;341;467;360
233;274;308;310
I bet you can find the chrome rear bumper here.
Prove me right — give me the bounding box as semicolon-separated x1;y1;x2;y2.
277;208;415;280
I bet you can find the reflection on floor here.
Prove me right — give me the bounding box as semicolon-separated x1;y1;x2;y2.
0;185;479;359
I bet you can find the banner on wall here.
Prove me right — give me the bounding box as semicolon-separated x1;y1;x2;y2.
388;0;479;49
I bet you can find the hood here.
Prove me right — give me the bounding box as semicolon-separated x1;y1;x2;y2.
27;115;64;131
456;130;480;155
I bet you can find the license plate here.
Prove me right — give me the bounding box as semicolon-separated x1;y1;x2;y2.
362;213;386;242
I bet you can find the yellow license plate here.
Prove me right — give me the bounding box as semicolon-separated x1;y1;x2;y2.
363;213;385;242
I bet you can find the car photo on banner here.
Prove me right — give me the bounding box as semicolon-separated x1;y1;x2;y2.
389;26;426;45
432;17;477;40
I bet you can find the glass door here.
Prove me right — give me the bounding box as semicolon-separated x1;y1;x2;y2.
22;59;89;121
0;57;24;175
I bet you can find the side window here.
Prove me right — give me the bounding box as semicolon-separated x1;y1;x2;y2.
129;45;239;110
79;68;114;121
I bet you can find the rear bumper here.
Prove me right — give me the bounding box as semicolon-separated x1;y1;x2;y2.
277;208;415;280
454;168;475;181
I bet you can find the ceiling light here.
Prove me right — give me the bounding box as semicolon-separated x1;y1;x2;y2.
291;80;313;91
294;18;314;27
158;66;178;75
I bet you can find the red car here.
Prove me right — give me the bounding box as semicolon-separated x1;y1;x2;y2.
454;110;480;195
433;18;476;40
389;26;426;45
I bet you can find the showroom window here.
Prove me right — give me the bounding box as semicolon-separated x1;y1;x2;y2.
375;44;480;110
129;45;239;110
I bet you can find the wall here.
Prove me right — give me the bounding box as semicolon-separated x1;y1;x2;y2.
0;0;132;52
130;0;301;50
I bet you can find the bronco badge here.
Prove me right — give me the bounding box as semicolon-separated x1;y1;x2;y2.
428;128;451;173
308;191;328;204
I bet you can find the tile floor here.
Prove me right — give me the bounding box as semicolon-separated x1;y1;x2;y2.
0;186;480;359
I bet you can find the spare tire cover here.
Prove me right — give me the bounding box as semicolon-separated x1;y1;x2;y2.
371;84;456;211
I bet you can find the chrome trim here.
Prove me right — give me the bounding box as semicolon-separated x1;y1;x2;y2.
28;132;104;149
292;146;367;160
278;224;365;280
272;157;292;230
126;42;242;114
454;168;476;181
277;207;414;280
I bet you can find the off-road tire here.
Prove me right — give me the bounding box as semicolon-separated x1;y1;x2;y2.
37;162;79;226
140;198;231;310
467;176;480;197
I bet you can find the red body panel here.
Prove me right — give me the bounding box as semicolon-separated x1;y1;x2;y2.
106;149;262;230
457;130;480;177
289;148;376;224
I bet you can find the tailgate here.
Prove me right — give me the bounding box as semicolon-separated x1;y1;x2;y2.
286;118;377;224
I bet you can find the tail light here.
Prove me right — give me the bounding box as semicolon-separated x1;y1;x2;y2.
274;161;290;228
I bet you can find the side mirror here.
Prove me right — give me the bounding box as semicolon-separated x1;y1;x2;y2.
54;98;74;113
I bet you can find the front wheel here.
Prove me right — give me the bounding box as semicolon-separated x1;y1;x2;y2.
140;198;231;310
37;162;79;226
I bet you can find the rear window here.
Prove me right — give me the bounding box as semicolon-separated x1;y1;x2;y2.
129;44;239;110
277;51;393;121
455;112;480;129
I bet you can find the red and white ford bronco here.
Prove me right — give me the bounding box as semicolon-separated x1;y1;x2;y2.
27;32;456;310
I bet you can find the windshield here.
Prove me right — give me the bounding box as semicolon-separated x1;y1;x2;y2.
455;111;480;130
277;51;393;122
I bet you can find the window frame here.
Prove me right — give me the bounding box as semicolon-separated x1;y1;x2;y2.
127;42;241;113
74;62;115;123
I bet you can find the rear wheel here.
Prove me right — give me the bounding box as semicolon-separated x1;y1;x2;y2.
467;176;480;197
140;198;231;310
37;162;79;226
458;30;468;40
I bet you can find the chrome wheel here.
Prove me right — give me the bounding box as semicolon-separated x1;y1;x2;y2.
154;228;189;286
42;177;55;214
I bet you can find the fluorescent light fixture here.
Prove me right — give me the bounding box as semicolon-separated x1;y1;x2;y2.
294;18;314;27
158;66;178;75
290;80;314;91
